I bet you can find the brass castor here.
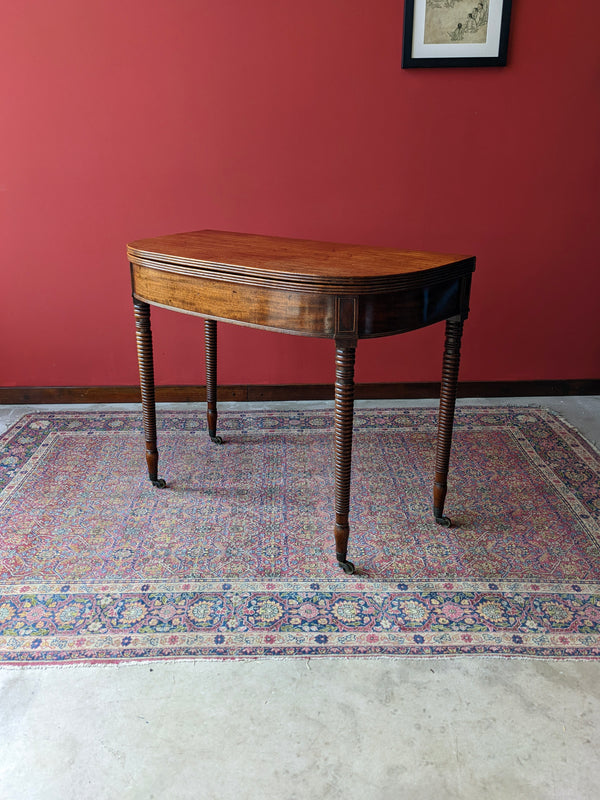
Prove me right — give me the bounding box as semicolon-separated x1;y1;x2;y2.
336;554;356;574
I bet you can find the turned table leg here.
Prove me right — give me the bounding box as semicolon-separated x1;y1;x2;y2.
334;344;356;574
133;299;166;488
204;319;223;444
433;317;464;526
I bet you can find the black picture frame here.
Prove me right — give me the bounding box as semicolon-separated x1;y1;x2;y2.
402;0;512;68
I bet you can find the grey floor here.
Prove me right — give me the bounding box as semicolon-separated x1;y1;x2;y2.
0;397;599;800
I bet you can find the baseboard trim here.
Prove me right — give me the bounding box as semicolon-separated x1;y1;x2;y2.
1;380;598;405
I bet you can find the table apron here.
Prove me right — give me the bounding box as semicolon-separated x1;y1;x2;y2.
131;263;466;339
132;263;337;336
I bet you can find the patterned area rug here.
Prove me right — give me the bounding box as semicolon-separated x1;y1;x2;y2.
1;407;599;663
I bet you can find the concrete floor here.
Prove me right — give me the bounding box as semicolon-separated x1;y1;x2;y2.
0;397;599;800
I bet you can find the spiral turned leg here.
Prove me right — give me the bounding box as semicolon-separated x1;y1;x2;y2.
204;319;223;444
334;345;356;574
134;300;166;488
433;318;464;526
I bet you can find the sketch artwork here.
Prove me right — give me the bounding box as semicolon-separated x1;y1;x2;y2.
424;0;489;44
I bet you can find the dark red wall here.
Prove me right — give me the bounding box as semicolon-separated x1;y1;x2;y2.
3;1;599;387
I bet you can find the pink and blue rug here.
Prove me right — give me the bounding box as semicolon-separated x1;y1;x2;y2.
1;407;599;663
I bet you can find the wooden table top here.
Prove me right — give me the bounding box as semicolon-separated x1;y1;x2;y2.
128;230;475;292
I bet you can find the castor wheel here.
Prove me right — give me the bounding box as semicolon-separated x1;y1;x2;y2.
210;435;223;444
435;515;452;527
336;556;355;574
151;478;167;488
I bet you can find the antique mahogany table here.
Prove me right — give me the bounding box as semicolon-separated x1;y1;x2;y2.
129;230;475;574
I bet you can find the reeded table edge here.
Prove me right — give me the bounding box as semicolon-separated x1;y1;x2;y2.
128;247;475;295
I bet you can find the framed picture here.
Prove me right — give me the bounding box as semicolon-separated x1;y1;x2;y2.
402;0;512;68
